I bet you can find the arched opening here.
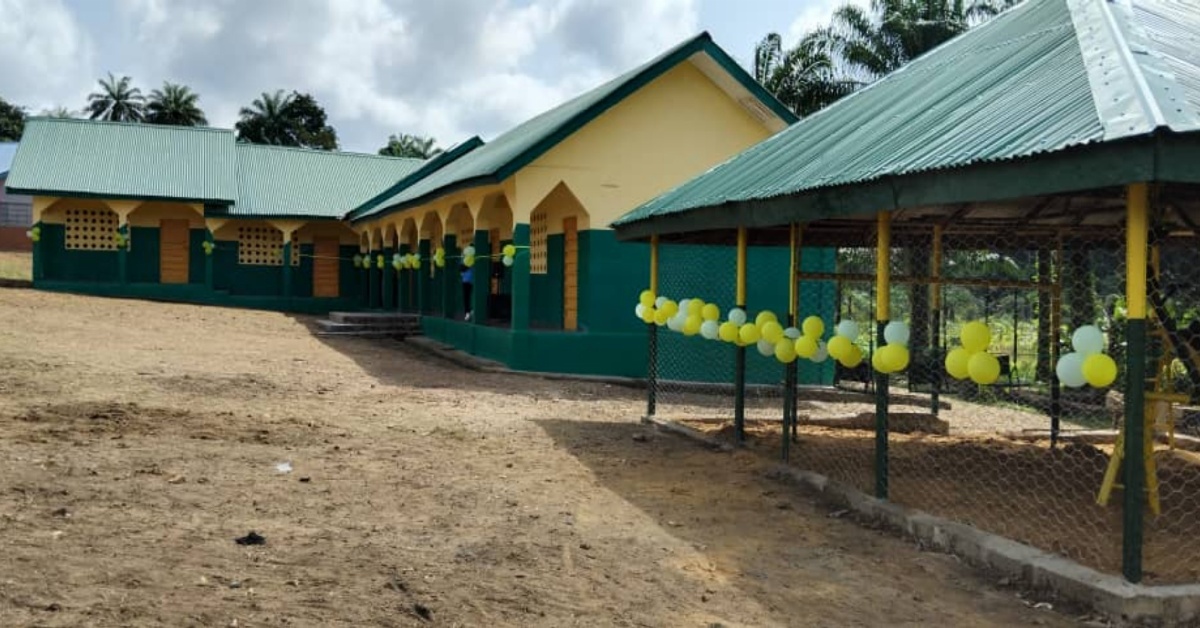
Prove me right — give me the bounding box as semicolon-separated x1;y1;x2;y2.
295;221;356;299
399;217;419;312
528;182;591;331
419;211;444;315
476;193;515;324
446;204;475;319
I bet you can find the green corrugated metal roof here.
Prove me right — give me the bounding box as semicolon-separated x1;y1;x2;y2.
350;32;798;222
5;118;237;203
612;0;1200;237
231;144;423;218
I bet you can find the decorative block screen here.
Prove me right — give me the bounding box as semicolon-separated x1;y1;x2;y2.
65;208;120;251
530;209;548;274
237;225;298;266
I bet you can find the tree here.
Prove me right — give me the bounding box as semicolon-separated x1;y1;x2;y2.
826;0;1017;82
235;90;338;150
0;97;25;141
86;73;146;123
146;82;208;126
379;133;442;159
41;106;76;119
754;33;858;117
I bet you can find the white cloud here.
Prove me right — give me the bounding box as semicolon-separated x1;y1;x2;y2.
0;0;96;114
1;0;704;152
786;0;872;45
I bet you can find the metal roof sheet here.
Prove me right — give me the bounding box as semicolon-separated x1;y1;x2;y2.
612;0;1200;234
231;144;423;218
5;118;237;203
351;32;798;221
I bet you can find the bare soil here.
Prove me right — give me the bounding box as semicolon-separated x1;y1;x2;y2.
0;289;1086;626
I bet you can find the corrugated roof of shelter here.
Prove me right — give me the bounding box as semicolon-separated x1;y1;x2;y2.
612;0;1200;237
351;31;799;222
5;118;237;203
231;144;423;219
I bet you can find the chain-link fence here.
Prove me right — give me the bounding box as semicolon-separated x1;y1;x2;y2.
643;203;1200;585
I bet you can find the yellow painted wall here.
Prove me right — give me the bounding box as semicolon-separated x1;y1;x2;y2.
127;202;205;228
514;59;775;228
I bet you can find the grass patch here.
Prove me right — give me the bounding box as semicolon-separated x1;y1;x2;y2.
0;252;31;281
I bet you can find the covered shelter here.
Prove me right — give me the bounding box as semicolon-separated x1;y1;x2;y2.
613;0;1200;586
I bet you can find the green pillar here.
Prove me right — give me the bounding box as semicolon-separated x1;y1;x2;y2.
1122;183;1149;583
442;234;456;318
281;240;293;298
511;224;531;331
398;244;410;312
204;230;214;290
117;223;129;285
417;240;430;315
875;321;890;499
382;246;396;310
31;222;43;282
471;230;489;324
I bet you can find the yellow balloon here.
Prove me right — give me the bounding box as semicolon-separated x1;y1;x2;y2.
641;307;656;324
945;347;970;380
755;311;778;327
876;344;910;373
841;345;864;368
701;303;720;322
654;308;670;326
827;335;853;361
968;352;1000;385
794;336;818;359
961;321;992;353
683;315;702;336
739;323;761;345
872;348;890;374
802;316;825;339
503;244;517;257
687;300;704;316
775;339;797;364
1083;353;1118;387
761;321;784;344
639;290;655;308
661;300;679;317
718;321;739;342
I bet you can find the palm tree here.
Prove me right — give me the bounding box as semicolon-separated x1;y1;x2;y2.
85;73;145;122
826;0;1017;82
378;133;442;159
754;33;859;117
235;90;296;145
146;82;207;126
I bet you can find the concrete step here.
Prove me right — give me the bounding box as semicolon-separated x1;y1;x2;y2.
314;318;422;337
328;311;421;326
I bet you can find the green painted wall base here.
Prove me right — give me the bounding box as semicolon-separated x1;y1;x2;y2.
33;280;361;315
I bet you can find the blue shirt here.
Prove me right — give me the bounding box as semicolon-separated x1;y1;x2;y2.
461;267;473;284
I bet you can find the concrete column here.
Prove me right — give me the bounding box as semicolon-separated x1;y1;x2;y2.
511;224;531;331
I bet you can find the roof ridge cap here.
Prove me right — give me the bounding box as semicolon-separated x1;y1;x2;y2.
1069;0;1165;139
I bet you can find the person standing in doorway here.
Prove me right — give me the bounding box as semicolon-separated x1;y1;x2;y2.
460;262;474;321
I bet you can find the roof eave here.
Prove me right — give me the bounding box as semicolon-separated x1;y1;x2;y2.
347;136;486;224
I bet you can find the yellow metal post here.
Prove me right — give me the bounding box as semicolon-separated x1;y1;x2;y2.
1123;182;1150;583
874;211;891;499
735;226;748;443
649;234;659;295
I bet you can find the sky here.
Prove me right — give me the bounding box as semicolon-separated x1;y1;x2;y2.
0;0;867;154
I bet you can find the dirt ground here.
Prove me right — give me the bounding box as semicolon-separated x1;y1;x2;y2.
0;251;31;281
0;288;1089;627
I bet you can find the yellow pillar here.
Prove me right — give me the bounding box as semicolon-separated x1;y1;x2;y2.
1121;182;1150;582
874;210;892;499
736;227;748;306
649;234;659;295
876;212;891;322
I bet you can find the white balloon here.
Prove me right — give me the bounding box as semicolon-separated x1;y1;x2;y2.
678;299;692;313
757;339;775;357
655;296;669;309
884;321;910;346
635;304;646;320
700;320;720;340
728;308;747;326
502;255;514;267
1056;352;1087;388
784;327;801;340
463;245;476;257
1072;325;1105;356
667;313;685;332
812;341;829;363
836;319;860;340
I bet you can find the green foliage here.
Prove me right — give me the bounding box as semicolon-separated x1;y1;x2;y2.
754;33;858;116
235;90;339;150
379;133;442;159
0;96;25;141
86;73;146;122
41;106;76;119
146;82;208;126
